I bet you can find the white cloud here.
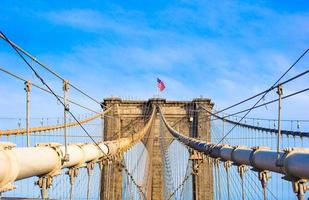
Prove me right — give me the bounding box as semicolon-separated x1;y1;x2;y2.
1;2;308;124
45;9;103;30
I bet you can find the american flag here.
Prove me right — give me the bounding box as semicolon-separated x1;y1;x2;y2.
157;78;166;91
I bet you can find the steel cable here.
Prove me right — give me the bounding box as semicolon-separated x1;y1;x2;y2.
0;32;103;107
214;51;309;115
1;31;108;156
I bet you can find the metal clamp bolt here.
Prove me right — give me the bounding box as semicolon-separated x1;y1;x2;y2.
292;179;308;200
237;165;248;179
36;175;53;199
66;168;79;186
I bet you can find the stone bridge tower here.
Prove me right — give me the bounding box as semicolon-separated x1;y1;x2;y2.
100;97;214;200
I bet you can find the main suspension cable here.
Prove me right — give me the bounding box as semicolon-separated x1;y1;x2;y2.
209;48;309;148
0;31;106;155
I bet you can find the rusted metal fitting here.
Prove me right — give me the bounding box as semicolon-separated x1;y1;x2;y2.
233;145;248;149
66;167;79;185
63;80;69;92
283;147;309;153
277;84;283;95
258;170;271;189
36;175;53;199
224;161;232;170
86;162;96;176
189;150;203;160
63;153;70;163
292;179;308;200
36;142;62;176
206;155;211;164
115;154;124;172
251;146;272;151
237;165;248;179
24;80;31;92
0;142;16;150
192;164;199;175
98;159;107;170
214;158;221;167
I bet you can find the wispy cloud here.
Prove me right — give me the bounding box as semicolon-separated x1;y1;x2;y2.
45;9;104;30
0;1;308;121
43;8;156;38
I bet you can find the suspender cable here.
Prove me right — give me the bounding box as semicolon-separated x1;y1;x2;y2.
0;31;107;156
210;55;308;157
224;161;232;200
218;87;309;120
0;67;100;114
201;104;309;138
0;32;103;107
215;159;221;200
191;68;309;121
214;49;309;115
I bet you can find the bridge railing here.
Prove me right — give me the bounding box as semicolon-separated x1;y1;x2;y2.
159;106;309;200
209;111;309;200
0;106;155;199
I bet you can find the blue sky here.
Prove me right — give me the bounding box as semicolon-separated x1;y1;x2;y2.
0;0;309;121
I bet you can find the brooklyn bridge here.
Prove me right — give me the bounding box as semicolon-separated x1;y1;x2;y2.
0;32;308;200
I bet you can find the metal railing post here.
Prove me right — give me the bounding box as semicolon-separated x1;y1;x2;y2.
24;80;31;147
276;84;283;165
63;80;69;161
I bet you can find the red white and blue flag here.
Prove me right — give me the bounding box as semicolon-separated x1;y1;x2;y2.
157;78;166;91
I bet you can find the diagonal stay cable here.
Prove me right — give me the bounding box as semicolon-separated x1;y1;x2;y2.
161;105;279;200
120;106;153;198
214;49;309;115
0;31;107;155
167;157;204;200
0;67;100;114
158;106;205;200
221;87;309;119
0;66;121;121
201;86;309;125
121;154;147;199
0;32;103;107
207;48;309;147
217;68;309;116
193;68;309;123
200;87;309;137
